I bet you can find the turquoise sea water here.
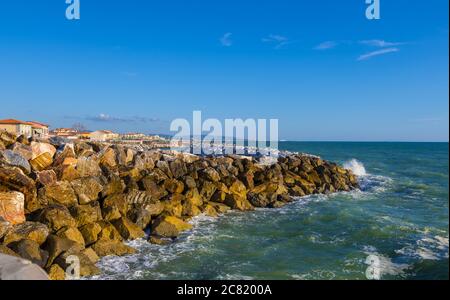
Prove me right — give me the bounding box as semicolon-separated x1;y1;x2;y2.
92;142;449;280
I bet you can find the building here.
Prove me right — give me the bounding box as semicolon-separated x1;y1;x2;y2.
121;132;146;140
27;121;49;138
0;119;33;138
89;130;119;142
50;128;79;139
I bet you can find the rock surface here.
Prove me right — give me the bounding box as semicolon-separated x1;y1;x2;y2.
0;134;360;279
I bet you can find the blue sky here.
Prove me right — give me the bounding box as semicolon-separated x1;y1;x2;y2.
0;0;448;141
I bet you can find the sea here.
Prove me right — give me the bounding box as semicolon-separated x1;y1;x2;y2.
89;142;449;280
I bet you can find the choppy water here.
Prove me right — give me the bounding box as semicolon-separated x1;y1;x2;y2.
90;142;449;280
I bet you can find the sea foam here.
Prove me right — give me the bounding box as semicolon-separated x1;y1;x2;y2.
343;159;367;176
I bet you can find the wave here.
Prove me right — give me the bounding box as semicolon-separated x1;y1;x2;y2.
343;159;367;176
342;159;393;194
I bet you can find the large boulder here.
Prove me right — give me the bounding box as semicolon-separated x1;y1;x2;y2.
0;166;38;213
47;264;65;280
99;147;117;169
101;174;125;197
169;159;187;178
0;150;31;174
69;202;102;227
91;240;136;257
36;204;76;232
30;152;53;171
201;167;221;182
224;180;253;211
56;226;85;247
124;190;164;216
112;217;145;240
76;156;102;178
8;239;49;268
71;177;103;204
151;216;192;238
31;142;56;160
54;250;100;277
127;207;152;230
42;234;84;267
39;181;78;207
79;222;102;246
35;170;58;187
3;221;49;246
9;143;33;161
0;131;17;147
0;216;12;240
0;191;26;225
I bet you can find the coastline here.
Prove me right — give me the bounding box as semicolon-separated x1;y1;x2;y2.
1;131;358;279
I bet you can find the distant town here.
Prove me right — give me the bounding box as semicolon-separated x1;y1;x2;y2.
0;118;171;148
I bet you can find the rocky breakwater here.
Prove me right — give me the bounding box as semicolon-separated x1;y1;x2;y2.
0;131;359;279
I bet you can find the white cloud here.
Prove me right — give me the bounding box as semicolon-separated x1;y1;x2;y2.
357;47;399;61
262;34;290;49
359;39;404;47
314;41;338;50
220;32;233;47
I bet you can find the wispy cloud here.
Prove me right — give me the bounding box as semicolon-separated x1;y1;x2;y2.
85;114;160;123
359;39;404;47
220;32;233;47
357;47;400;61
262;34;291;49
314;41;338;50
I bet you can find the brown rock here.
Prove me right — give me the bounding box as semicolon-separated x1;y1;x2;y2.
3;221;49;246
101;174;125;197
79;222;102;246
30;153;53;173
112;217;145;240
99;147;117;169
71;177;103;204
8;239;49;268
43;234;84;267
151;215;192;238
0;216;11;239
81;247;100;264
164;178;185;194
127;207;152;229
76;156;102;177
0;131;17;147
209;202;231;214
169;159;187;178
9;143;33;161
103;193;128;216
36;170;57;186
0;191;25;225
1;149;31;174
56;226;85;247
0;244;18;257
91;239;136;257
202;167;221;182
39;181;78;207
69;202;102;227
96;221;123;242
0;166;38;213
30;142;56;160
37;204;76;232
156;160;173;178
54;251;100;277
47;264;65;280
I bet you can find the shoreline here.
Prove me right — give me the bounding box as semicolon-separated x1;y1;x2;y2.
1;131;358;279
